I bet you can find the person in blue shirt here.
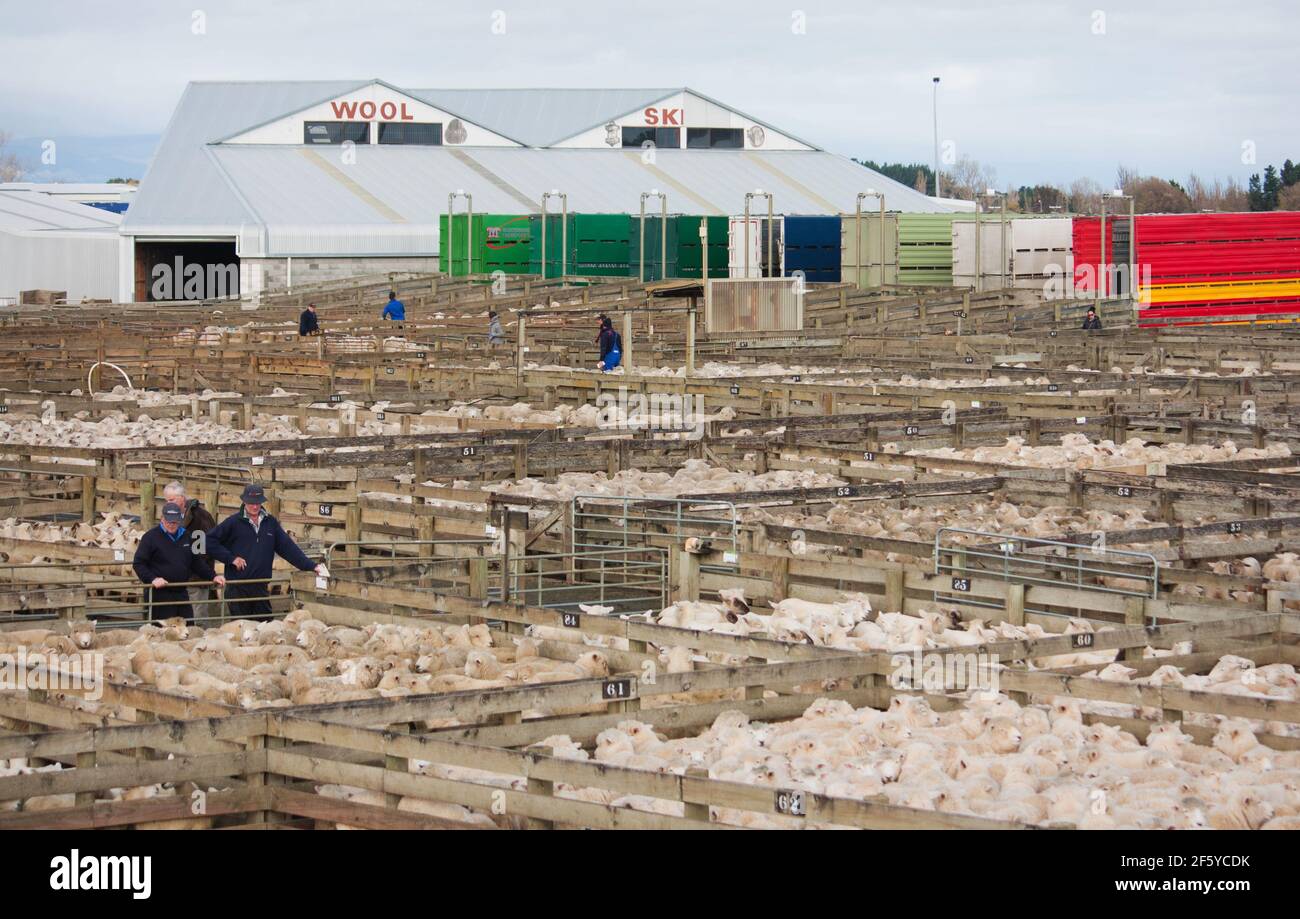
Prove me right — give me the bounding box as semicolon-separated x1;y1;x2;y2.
382;291;406;321
206;483;327;619
132;503;225;621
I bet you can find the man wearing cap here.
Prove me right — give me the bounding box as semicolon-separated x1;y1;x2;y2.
132;503;226;621
206;484;328;618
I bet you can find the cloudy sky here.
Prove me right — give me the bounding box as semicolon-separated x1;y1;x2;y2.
2;0;1296;186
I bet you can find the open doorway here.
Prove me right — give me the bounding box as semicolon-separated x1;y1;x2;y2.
133;240;239;302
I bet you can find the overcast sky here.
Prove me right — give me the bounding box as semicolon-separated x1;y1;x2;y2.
2;0;1296;187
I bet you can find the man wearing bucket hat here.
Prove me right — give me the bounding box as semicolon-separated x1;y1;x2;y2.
132;503;226;621
206;483;329;618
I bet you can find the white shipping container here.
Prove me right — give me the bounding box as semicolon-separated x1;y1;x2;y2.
728;216;784;279
952;217;1073;295
952;218;1011;288
1009;217;1073;284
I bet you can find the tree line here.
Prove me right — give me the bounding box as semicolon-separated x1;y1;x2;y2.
857;157;1300;214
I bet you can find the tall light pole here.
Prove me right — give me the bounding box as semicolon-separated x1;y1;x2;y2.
932;77;941;200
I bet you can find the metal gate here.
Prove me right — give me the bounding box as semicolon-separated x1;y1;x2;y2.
572;494;739;572
933;527;1160;620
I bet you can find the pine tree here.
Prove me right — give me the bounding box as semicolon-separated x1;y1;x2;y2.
1263;165;1282;209
1248;173;1266;211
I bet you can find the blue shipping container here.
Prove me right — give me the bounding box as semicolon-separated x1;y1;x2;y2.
783;215;841;283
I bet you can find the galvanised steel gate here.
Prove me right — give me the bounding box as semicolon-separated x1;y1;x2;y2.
571;494;740;574
933;527;1160;621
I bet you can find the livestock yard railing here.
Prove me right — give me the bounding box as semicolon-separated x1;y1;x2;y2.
933;527;1161;621
320;546;671;616
0;558;285;626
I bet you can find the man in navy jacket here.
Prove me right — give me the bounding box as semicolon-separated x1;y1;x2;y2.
207;483;327;618
132;503;226;621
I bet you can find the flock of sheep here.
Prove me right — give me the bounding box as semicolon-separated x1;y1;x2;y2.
896;432;1292;471
0;612;613;714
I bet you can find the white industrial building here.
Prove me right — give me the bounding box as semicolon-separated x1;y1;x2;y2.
0;189;121;305
121;80;960;302
0;182;136;214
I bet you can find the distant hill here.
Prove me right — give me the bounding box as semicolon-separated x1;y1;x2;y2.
7;134;159;183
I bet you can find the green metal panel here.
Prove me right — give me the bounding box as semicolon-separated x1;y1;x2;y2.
572;214;634;276
527;213;567;278
439;213;531;277
629;215;680;281
675;215;728;279
898;213;959;286
528;214;683;279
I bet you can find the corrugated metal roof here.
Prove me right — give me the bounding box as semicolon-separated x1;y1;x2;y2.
0;190;123;234
410;88;679;148
124;81;961;251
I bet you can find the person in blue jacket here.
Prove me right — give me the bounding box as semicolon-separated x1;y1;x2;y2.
206;483;327;618
132;503;226;621
382;291;406;321
596;315;621;371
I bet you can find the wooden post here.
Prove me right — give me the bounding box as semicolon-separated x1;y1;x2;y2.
344;503;361;562
685;305;696;375
683;766;711;823
677;547;701;602
75;750;96;807
81;476;97;523
885;568;904;613
622;310;633;371
140;480;157;528
516;315;527;386
771;556;790;603
468;557;488;600
384;723;409;808
525;746;556;830
1123;597;1146;662
1005;583;1025;627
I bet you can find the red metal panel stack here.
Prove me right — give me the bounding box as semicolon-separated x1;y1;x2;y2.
1071;216;1113;295
1136;212;1300;325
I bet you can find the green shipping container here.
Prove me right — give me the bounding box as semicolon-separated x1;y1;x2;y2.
527;214;680;280
438;213;531;277
675;216;728;279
